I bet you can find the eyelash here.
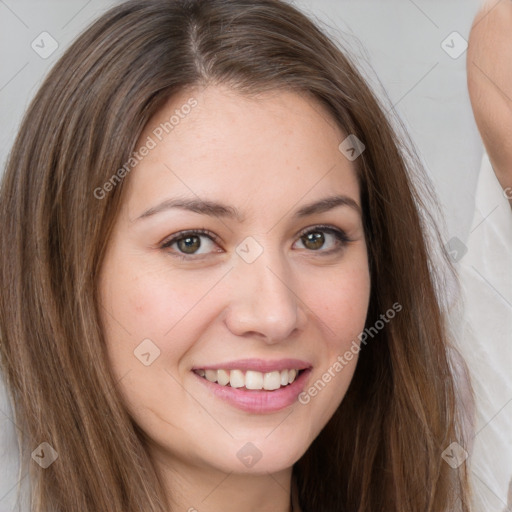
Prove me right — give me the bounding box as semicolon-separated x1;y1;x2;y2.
160;225;351;260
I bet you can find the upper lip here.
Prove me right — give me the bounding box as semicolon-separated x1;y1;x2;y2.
192;358;312;373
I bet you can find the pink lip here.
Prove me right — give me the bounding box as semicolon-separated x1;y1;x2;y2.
192;367;313;414
192;358;312;373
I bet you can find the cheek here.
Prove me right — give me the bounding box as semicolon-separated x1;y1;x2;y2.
312;259;371;348
99;253;235;404
101;257;207;340
99;265;204;417
296;255;370;414
98;257;196;384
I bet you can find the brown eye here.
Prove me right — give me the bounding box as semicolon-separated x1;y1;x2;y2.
301;232;325;250
161;229;220;258
177;235;201;254
294;226;350;254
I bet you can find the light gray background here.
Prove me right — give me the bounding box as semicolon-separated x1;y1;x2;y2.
0;0;484;240
0;0;485;509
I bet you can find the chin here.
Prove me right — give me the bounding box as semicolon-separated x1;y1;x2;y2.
186;435;308;476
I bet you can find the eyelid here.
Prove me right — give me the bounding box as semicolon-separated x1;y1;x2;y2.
293;224;352;255
295;223;351;242
160;224;351;259
160;228;220;249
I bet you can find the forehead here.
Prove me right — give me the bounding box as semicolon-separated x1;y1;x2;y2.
123;85;361;221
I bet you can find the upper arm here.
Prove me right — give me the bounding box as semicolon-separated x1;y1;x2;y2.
467;1;512;197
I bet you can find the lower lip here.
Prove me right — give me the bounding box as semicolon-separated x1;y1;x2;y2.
192;369;312;413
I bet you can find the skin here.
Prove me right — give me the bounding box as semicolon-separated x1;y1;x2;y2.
467;0;512;205
99;85;371;512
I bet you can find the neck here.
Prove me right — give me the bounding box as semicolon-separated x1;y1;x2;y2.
153;452;298;512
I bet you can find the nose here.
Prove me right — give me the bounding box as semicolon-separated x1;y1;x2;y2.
223;246;307;343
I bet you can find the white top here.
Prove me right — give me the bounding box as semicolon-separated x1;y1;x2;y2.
455;152;512;512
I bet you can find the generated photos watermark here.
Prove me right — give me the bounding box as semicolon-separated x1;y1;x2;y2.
94;97;198;200
298;302;402;405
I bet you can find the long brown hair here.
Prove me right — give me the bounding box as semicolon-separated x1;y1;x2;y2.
0;0;472;510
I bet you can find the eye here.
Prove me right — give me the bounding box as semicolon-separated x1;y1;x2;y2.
161;229;220;258
160;225;351;260
294;225;350;254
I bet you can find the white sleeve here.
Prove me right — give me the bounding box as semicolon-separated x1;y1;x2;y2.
456;151;512;512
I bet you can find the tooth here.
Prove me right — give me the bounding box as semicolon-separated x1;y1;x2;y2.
263;371;281;390
230;369;245;388
217;369;230;386
245;370;264;390
201;368;301;389
205;369;217;382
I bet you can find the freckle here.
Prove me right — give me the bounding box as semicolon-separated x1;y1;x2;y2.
131;298;145;314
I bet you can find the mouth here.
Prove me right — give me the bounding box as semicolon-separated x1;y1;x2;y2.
192;365;313;413
193;368;306;391
190;358;313;412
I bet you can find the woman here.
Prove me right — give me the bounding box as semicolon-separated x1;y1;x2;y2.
0;0;472;510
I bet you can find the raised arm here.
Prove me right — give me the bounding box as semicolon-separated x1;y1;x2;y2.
467;1;512;204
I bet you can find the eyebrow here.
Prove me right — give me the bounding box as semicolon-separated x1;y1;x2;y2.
135;194;361;222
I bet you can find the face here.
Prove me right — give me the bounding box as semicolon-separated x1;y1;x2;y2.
99;85;370;478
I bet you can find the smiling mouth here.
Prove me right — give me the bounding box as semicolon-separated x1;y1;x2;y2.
193;368;305;391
